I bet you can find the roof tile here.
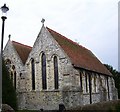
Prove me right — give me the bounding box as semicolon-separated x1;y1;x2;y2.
12;41;32;64
46;27;111;76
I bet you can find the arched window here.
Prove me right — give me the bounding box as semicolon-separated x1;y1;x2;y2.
106;76;110;100
41;53;47;89
94;75;97;93
5;59;16;89
54;56;59;89
10;71;16;89
80;72;82;90
5;59;11;70
10;71;13;82
12;65;16;89
85;73;88;92
31;59;35;90
14;71;16;89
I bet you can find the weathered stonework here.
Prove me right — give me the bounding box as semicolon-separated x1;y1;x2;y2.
3;25;118;110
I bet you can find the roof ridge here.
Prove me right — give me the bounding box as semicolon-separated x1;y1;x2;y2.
46;27;88;51
12;41;32;49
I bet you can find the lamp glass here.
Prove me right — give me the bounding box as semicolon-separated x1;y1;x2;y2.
1;4;9;14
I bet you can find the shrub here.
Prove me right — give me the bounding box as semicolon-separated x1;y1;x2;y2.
2;59;18;110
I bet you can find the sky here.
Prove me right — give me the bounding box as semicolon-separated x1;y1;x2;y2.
0;0;119;70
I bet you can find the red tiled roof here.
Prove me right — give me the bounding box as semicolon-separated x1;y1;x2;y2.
46;27;111;76
12;41;32;64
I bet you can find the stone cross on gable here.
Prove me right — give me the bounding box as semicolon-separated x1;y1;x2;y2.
41;18;45;24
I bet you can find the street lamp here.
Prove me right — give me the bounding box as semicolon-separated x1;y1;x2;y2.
1;4;9;53
0;4;9;110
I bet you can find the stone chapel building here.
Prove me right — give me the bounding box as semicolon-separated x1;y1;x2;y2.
3;24;118;110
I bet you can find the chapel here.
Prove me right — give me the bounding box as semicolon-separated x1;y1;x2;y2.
3;24;118;110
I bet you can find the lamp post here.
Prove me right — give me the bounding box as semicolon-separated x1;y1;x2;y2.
0;4;9;110
1;4;9;53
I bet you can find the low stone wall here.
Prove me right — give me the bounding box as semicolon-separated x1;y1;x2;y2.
69;99;120;111
18;91;62;110
18;90;83;110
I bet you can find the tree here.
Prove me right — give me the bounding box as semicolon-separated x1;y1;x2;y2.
104;64;120;99
2;59;18;110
